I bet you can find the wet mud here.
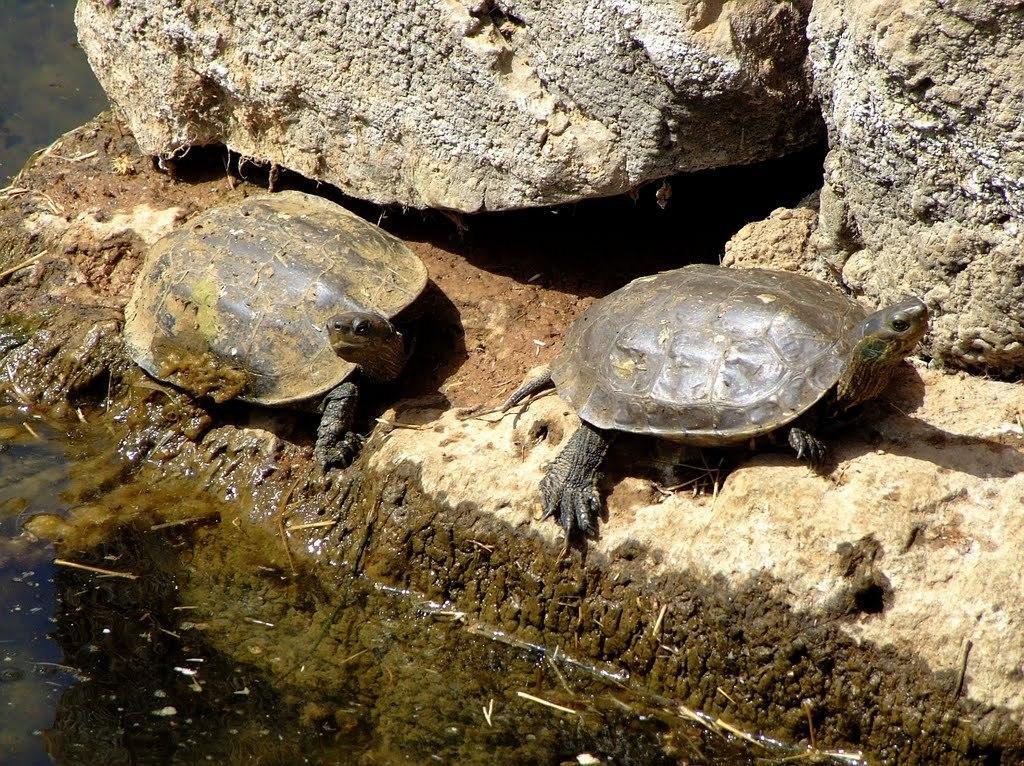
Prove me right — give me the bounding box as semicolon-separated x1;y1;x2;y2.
2;112;1022;763
3;409;833;765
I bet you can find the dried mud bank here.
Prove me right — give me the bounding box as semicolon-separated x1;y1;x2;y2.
3;116;1023;763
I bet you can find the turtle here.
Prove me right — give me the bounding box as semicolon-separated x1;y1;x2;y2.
124;191;428;470
502;264;929;542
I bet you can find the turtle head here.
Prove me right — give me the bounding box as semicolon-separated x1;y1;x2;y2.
836;297;929;410
327;311;405;383
859;297;929;358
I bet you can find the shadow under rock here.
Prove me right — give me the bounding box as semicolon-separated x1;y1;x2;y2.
166;140;827;302
390;141;828;300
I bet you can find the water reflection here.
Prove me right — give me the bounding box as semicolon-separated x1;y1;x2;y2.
0;409;76;766
0;0;107;182
0;404;860;765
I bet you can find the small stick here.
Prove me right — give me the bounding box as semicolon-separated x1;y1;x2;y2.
714;718;763;747
277;475;303;574
0;252;47;283
244;617;275;627
716;686;736;705
515;691;577;715
285;519;339;531
803;699;816;750
677;704;716;734
22;422;41;439
52;150;98;162
33;661;87;677
375;417;432;431
432;609;467;620
36;191;63;215
54;559;138;579
651;604;667;638
482;698;494;727
150;514;219;531
954;638;973;699
608;696;634;713
546;647;573;695
338;648;369;666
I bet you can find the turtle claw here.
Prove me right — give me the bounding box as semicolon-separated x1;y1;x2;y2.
535;422;610;545
788;427;828;469
315;431;365;471
540;471;602;543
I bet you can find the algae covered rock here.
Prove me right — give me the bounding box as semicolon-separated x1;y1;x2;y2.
75;0;820;211
808;0;1024;374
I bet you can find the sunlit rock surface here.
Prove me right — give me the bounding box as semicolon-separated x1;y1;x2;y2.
808;0;1024;374
75;0;820;211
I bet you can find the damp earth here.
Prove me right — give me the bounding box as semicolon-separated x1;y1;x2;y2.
0;404;861;765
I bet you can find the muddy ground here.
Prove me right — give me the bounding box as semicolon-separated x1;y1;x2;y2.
2;113;1022;764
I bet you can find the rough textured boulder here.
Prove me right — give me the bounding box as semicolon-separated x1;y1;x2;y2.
75;0;820;212
722;203;819;274
808;1;1024;374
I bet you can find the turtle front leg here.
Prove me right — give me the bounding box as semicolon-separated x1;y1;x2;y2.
787;426;827;469
540;421;611;543
315;381;364;470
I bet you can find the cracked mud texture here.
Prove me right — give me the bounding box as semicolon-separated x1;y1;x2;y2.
2;114;1023;763
75;0;821;211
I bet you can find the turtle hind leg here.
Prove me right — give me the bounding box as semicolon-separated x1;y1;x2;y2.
315;381;364;470
501;364;553;412
539;421;611;544
787;426;828;469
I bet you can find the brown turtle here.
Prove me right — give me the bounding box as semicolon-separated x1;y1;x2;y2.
124;191;427;469
503;264;929;542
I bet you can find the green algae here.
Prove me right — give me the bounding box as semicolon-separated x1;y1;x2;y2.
3;406;853;766
0;312;40;356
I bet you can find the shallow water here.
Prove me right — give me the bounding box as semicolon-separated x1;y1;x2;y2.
0;411;78;764
0;405;867;765
0;0;108;182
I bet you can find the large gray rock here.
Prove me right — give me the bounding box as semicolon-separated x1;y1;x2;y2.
808;1;1024;373
75;0;819;212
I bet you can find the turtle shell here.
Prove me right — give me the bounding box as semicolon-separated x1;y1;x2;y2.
124;191;427;406
551;265;866;444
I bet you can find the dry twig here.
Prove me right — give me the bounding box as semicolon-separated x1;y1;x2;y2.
54;559;138;579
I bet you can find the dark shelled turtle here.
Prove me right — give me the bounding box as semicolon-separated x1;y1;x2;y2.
124;191;427;469
503;264;928;543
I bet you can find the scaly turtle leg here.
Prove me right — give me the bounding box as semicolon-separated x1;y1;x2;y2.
540;421;611;542
315;381;364;470
787;426;827;468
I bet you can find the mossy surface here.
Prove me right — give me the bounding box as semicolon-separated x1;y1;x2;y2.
1;112;1021;764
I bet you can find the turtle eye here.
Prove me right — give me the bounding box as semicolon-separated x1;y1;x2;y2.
353;319;370;335
331;320;343;331
891;318;910;332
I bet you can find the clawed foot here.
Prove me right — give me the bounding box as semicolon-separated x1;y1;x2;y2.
540;469;603;543
314;430;365;471
535;422;611;546
788;427;827;469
